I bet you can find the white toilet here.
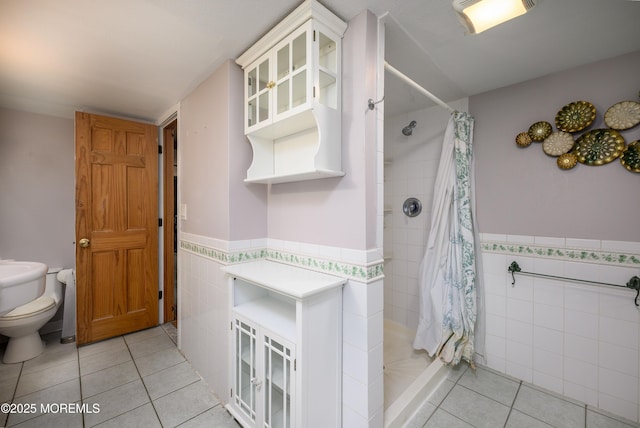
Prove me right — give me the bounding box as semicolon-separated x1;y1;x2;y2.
0;268;65;363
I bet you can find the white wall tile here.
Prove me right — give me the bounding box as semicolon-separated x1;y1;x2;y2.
565;238;601;250
565;309;598;340
343;342;369;384
599;367;638;403
564;285;599;314
534;236;566;247
533;370;563;395
344;311;367;350
563;358;597;390
598;341;639;377
507;235;535;244
506;319;533;346
506;360;533;383
342;374;368;419
507;298;534;323
599;291;640;323
599;316;639;350
485;334;506;359
601;240;640;254
534;303;563;331
597;393;639;424
506;341;533;369
533;348;563;378
486;293;507;317
533;279;564;307
485;273;507;296
563;381;598;407
533;326;563;354
486;313;506;338
342;405;369;428
564;334;598;365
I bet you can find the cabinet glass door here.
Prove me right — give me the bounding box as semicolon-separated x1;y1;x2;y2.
247;57;271;129
275;27;308;119
234;318;258;423
317;30;338;109
263;333;294;428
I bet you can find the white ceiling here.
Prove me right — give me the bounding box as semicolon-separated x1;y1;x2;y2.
1;0;639;123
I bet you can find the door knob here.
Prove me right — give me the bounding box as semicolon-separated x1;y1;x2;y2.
79;238;90;248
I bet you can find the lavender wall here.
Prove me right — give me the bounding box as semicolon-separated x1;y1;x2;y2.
267;10;379;251
0;108;75;268
471;51;640;242
179;60;267;241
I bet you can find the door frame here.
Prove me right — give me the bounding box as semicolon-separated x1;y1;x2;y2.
162;118;178;324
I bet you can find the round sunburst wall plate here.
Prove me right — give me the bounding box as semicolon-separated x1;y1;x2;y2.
573;129;625;165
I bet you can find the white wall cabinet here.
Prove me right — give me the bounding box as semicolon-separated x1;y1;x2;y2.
223;260;345;428
236;0;347;184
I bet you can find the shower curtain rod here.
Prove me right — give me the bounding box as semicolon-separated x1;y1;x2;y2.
384;61;455;113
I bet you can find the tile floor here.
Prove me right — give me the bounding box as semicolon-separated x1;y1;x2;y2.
406;364;640;428
0;324;240;427
3;324;639;428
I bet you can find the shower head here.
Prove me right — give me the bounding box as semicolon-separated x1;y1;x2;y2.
402;120;417;136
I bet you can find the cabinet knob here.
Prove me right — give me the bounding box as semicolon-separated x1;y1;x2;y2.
250;377;263;390
266;81;276;89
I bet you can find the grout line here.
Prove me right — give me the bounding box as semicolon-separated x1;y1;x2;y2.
3;361;25;427
503;381;522;428
77;346;85;428
125;329;163;427
584;404;587;428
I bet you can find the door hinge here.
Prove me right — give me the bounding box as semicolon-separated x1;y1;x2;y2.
313;86;316;98
230;321;233;331
230;388;233;397
158;290;163;300
294;359;297;371
158;145;163;154
158;218;163;227
313;30;316;42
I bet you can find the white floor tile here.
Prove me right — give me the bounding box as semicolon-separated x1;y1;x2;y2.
153;381;219;427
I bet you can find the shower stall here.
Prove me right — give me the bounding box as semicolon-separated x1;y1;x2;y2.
381;54;470;426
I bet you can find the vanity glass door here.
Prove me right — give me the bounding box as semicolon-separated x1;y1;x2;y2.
263;332;295;428
234;317;257;424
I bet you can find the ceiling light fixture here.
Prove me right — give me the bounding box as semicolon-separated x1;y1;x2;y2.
453;0;536;34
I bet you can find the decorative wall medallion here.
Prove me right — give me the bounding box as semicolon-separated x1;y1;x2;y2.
543;131;574;156
573;128;625;165
557;152;578;169
516;132;532;147
620;140;640;173
555;101;596;133
604;101;640;130
528;121;552;141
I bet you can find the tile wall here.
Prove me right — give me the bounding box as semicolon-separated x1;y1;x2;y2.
480;233;640;422
382;99;468;331
178;232;386;427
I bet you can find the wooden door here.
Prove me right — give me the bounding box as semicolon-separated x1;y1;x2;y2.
75;112;158;345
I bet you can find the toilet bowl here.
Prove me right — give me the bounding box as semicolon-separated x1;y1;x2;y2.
0;268;64;363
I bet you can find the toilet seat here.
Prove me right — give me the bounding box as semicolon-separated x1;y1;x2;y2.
0;295;56;320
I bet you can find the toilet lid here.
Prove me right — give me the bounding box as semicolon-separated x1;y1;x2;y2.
1;295;56;320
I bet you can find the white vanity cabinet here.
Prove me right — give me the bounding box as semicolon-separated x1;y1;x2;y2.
236;0;347;184
223;260;345;428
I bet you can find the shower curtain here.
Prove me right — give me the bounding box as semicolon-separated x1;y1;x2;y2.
413;110;482;366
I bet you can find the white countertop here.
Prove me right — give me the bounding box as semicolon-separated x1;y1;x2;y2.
222;260;346;300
